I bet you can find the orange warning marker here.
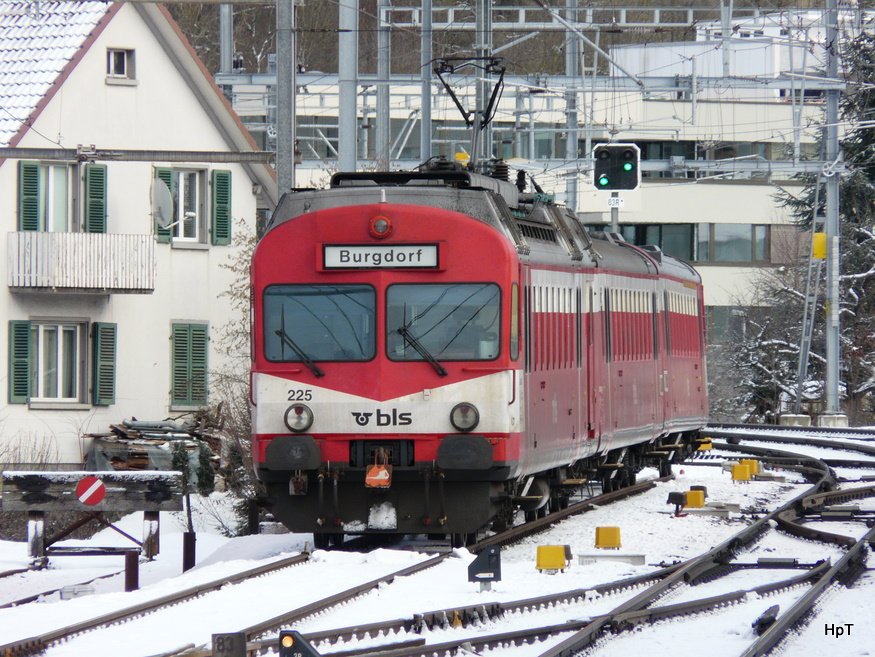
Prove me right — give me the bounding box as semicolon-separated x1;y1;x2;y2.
366;463;392;488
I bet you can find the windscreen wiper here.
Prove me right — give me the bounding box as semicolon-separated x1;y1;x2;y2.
397;326;448;377
275;328;325;378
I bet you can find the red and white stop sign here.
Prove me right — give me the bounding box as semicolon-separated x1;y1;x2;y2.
75;475;106;506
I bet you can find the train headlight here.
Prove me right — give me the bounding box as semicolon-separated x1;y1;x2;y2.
284;404;314;433
450;402;480;432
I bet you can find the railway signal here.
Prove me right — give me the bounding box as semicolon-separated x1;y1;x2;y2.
278;630;320;657
592;143;641;190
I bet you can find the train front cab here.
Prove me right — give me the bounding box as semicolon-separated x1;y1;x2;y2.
250;200;524;545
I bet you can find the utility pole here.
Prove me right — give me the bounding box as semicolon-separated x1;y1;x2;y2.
338;0;358;172
824;0;842;416
376;0;391;168
420;0;433;163
474;0;493;163
275;0;296;192
219;4;232;75
564;0;579;212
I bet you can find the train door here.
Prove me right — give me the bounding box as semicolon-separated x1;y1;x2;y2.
661;289;672;426
651;288;666;432
590;277;609;446
580;280;595;441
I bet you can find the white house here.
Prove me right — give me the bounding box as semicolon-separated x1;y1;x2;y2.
1;1;276;465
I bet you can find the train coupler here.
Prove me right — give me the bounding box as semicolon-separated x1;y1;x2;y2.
288;471;308;496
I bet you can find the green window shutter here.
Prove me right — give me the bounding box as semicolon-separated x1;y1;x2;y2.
18;161;40;231
211;170;232;245
91;322;117;405
84;164;108;233
154;168;173;243
171;323;208;406
189;324;208;405
8;320;32;404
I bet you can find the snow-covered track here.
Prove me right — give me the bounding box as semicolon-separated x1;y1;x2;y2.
706;423;875;442
470;475;673;553
184;445;836;657
0;566;131;609
0;553;309;657
741;491;875;656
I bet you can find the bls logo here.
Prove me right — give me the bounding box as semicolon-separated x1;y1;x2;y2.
351;409;412;427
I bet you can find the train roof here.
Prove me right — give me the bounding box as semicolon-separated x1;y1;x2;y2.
266;163;701;286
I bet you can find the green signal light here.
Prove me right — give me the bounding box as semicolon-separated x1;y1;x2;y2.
598;175;610;186
623;162;634;172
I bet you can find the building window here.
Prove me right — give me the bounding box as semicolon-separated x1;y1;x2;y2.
590;222;770;264
706;306;748;344
171;323;208;408
19;162;71;232
153;168;231;245
30;322;83;402
7;320;116;405
106;48;135;80
703;224;770;263
17;161;107;233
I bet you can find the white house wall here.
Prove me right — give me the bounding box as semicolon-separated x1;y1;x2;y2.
1;5;259;464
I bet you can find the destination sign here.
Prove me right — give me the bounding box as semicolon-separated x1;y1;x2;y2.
323;244;438;269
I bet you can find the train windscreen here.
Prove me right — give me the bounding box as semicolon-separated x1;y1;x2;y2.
386;283;501;361
263;284;376;362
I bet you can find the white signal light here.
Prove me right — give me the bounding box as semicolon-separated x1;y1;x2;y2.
450;402;480;432
284;404;314;433
369;215;393;239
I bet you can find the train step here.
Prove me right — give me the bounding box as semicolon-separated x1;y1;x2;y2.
560;478;588;486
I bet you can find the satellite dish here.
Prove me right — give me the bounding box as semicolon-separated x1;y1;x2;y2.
151;179;173;229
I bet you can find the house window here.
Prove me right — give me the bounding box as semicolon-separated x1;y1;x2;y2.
7;320;116;406
171;323;208;408
18;161;107;233
153;168;232;246
174;171;201;242
106;48;135;80
20;163;71;232
30;322;83;402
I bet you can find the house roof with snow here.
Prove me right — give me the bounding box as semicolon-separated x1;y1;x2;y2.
0;0;277;205
0;2;112;147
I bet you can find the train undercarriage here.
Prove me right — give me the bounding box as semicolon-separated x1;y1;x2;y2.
261;430;703;549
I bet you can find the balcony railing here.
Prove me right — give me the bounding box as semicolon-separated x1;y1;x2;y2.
8;231;155;293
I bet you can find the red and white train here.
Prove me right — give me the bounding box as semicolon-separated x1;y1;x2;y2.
250;160;708;547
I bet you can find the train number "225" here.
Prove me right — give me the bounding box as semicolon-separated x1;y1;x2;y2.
288;389;313;401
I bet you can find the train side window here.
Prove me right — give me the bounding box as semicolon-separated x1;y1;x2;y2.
604;288;612;363
575;288;582;368
664;291;672;355
510;283;520;361
524;285;531;372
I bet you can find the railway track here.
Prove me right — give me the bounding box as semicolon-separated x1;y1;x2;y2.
7;428;873;657
0;553;309;656
0;477;666;656
705;422;875;441
235;437;870;657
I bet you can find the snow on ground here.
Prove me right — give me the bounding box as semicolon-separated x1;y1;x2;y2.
0;467;873;656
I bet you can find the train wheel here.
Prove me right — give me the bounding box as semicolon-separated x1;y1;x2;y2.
524;510;537;523
451;532;476;548
313;533;330;550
